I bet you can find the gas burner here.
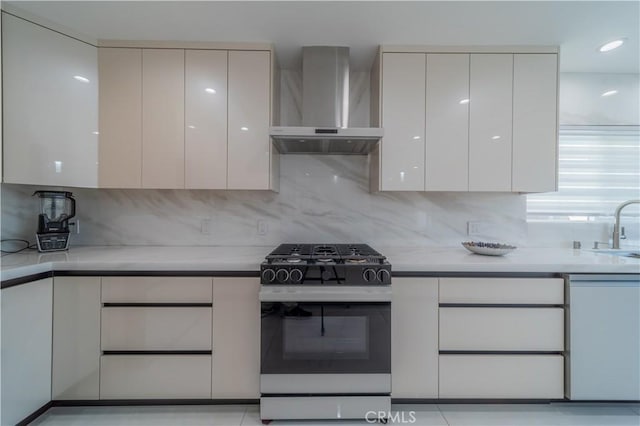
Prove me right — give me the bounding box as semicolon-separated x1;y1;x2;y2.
313;245;338;255
261;244;391;286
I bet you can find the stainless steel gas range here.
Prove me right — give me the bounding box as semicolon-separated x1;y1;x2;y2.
259;244;392;423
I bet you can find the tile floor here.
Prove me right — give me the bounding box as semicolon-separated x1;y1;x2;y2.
30;403;640;426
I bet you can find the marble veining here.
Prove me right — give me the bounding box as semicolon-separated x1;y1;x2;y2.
1;155;527;248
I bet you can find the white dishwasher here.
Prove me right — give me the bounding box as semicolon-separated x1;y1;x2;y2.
568;274;640;400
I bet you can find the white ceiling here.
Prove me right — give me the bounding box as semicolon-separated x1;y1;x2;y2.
5;1;640;73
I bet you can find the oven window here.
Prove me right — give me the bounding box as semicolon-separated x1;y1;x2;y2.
261;302;390;374
283;316;368;360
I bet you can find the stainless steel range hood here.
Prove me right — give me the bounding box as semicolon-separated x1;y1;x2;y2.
270;46;383;155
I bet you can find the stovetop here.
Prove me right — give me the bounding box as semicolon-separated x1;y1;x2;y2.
261;244;391;286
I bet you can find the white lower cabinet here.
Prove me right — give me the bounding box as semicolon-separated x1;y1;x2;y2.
391;278;439;398
211;277;260;398
52;277;101;400
439;355;564;399
1;278;53;425
97;276;214;400
100;355;212;399
438;277;565;399
101;307;212;351
439;307;564;351
101;276;213;303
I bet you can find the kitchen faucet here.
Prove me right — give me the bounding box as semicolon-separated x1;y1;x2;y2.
612;199;640;249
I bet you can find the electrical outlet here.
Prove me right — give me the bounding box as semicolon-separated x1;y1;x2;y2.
200;218;211;235
467;221;483;236
69;219;80;234
257;220;268;236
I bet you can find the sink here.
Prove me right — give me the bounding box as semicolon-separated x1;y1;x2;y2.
591;249;640;258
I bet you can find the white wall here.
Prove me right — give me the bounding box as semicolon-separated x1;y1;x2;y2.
560;73;639;125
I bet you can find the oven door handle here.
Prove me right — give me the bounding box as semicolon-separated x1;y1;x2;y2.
259;285;392;302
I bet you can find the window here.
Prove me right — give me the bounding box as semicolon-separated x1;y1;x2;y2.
527;126;640;221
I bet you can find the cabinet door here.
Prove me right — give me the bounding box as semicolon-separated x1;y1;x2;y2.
211;277;260;398
185;50;228;189
440;355;564;399
469;54;513;191
425;54;469;191
98;48;143;188
100;355;212;399
52;277;101;400
439;277;564;304
1;279;53;425
512;54;558;192
227;51;271;190
142;49;185;188
439;307;564;351
101;276;212;303
2;14;98;187
380;53;426;191
391;278;438;398
101;307;212;351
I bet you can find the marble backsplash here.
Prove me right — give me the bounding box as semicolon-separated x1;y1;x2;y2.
1;155;527;247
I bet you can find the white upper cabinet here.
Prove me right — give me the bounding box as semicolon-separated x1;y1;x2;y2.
185;50;228;189
512;54;558;192
425;54;470;191
468;54;513;192
2;14;98;187
142;49;185;189
380;53;426;191
375;47;558;193
98;45;274;191
227;50;271;190
98;48;142;188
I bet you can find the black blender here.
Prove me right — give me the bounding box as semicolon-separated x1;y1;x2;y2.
33;191;76;252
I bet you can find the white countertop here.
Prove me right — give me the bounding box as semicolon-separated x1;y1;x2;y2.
2;245;639;282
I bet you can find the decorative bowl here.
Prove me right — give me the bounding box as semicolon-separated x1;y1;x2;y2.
462;241;517;256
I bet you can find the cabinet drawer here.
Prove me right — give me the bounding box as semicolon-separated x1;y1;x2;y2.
439;278;564;304
100;355;211;399
101;277;212;303
101;307;212;350
440;307;564;351
439;355;564;399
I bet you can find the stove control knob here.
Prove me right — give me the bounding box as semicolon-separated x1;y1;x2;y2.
290;268;304;283
275;269;290;283
262;268;276;283
363;268;377;282
377;269;391;283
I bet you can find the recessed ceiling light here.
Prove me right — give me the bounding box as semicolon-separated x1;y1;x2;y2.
73;75;90;83
205;88;216;94
601;90;618;97
413;136;421;140
459;98;470;104
598;39;625;52
491;135;501;140
241;126;249;131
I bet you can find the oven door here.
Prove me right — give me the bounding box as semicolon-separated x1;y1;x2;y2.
260;286;391;394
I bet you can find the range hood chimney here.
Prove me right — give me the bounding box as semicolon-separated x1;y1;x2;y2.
270;46;383;155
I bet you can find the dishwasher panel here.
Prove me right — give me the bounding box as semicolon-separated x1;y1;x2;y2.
568;274;640;400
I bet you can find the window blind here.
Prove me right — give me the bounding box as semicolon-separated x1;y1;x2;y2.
527;125;640;221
